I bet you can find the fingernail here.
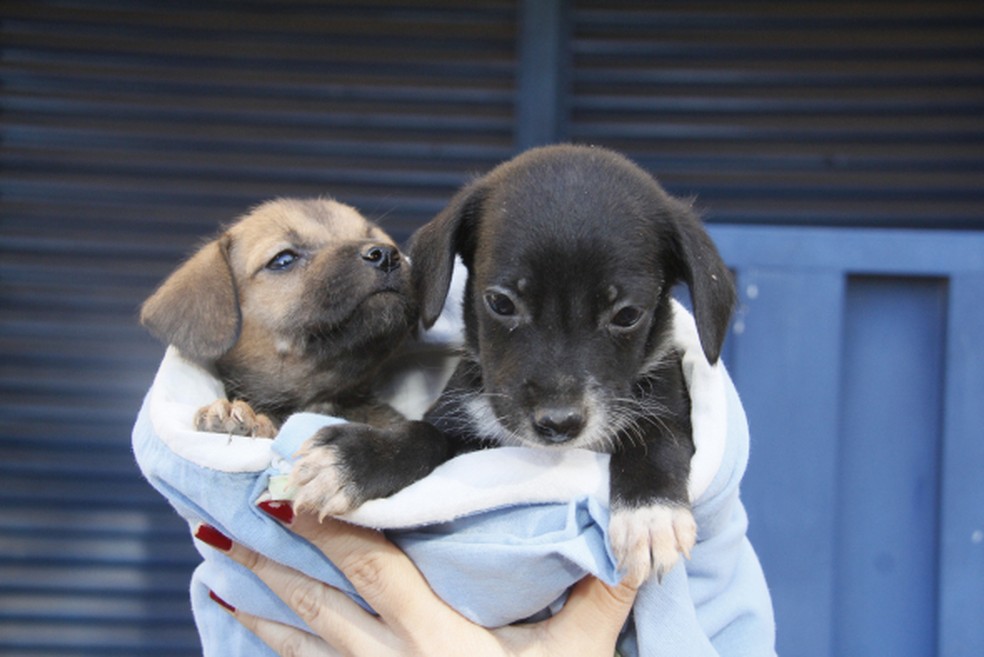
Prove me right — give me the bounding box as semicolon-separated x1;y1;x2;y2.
257;499;294;525
194;524;233;551
209;590;236;613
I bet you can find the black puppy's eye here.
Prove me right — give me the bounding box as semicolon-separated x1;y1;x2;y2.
611;306;644;329
266;250;300;271
485;292;517;317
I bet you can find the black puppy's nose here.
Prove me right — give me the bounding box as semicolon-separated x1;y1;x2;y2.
362;245;401;273
532;407;585;443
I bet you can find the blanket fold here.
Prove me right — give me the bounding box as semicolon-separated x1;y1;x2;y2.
132;294;775;656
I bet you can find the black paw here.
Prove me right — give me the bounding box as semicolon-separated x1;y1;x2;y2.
289;422;426;519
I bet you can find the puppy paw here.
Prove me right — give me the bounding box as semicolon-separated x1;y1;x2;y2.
288;423;382;519
194;399;277;438
608;502;697;587
289;441;356;519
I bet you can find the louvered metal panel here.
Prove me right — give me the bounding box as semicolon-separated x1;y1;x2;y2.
569;1;984;229
2;0;517;241
1;1;518;654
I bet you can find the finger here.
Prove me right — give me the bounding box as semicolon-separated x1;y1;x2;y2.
546;577;637;646
568;576;638;617
218;601;340;657
287;513;459;636
194;524;395;656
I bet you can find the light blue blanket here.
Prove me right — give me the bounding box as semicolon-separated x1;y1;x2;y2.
132;299;776;656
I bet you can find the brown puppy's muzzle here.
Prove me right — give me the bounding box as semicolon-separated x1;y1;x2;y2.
361;244;401;274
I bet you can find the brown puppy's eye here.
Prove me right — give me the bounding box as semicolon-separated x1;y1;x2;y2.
611;306;644;329
266;250;300;271
485;292;517;317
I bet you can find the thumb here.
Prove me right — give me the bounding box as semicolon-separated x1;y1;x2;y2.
549;577;637;642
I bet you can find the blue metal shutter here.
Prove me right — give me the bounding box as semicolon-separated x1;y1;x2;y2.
0;1;517;654
568;1;984;230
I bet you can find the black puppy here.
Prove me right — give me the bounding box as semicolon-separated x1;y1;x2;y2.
290;145;736;584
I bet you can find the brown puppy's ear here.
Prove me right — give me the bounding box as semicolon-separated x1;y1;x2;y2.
666;200;736;364
409;182;486;328
140;236;241;362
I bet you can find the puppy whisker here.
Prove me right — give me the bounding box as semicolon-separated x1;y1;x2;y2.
603;393;677;454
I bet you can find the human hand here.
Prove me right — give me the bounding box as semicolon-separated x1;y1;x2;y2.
194;508;637;656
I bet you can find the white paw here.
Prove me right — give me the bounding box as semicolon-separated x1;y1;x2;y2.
194;399;277;438
608;502;697;586
287;439;358;520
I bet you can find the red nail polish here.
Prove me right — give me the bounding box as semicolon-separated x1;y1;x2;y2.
209;590;236;613
257;499;295;525
194;524;233;551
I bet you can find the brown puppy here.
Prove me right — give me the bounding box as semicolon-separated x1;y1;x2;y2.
140;198;418;437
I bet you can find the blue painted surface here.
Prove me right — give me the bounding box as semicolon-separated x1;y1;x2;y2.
939;273;984;657
728;268;843;657
835;277;946;656
709;227;984;657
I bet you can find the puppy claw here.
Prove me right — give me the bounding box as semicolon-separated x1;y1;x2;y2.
195;399;276;438
609;502;697;587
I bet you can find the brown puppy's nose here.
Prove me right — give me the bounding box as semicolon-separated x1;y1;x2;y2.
362;245;401;273
532;407;585;443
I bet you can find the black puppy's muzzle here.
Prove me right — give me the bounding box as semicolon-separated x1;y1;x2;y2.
532;405;586;444
362;244;401;273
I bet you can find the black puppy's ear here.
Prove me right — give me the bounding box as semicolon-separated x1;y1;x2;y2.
666;200;736;364
409;182;485;328
140;236;242;362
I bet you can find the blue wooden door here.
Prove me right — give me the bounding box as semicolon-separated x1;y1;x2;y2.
711;226;984;657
